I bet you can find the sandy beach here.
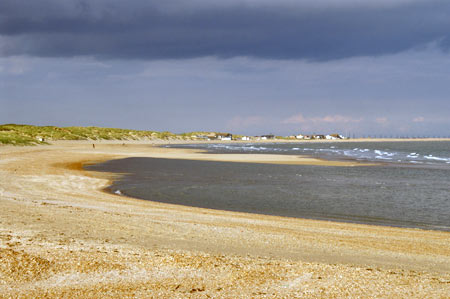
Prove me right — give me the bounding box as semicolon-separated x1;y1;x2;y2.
1;141;449;298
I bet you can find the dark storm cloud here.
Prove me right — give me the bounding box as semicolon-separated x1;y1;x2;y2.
1;0;450;60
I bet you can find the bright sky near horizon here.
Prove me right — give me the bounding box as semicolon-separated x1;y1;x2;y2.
1;0;450;136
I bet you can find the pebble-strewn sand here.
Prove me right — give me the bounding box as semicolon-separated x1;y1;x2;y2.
0;141;449;298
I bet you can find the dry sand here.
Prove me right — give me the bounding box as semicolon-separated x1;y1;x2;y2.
0;141;449;298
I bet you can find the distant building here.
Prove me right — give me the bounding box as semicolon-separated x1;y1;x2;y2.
330;134;346;139
291;133;346;140
261;134;275;140
241;136;251;141
207;133;218;139
313;135;326;140
217;133;233;141
193;135;211;140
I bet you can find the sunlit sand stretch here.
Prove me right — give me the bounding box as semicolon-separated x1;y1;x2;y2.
0;140;449;298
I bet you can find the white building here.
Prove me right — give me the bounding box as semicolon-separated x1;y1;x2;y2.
218;133;233;141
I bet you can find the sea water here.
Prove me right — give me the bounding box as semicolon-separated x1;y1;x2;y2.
86;141;450;231
168;141;450;166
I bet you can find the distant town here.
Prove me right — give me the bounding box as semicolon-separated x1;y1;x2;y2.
191;133;347;141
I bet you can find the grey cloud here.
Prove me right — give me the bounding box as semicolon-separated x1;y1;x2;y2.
1;0;450;60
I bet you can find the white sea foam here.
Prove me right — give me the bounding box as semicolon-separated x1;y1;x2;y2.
424;156;449;161
374;150;395;156
171;142;450;166
375;156;393;160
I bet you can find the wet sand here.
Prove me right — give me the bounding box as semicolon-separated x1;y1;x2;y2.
0;141;449;298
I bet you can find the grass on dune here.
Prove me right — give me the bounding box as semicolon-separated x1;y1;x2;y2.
0;124;204;145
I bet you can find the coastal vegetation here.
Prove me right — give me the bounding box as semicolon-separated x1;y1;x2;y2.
0;124;206;145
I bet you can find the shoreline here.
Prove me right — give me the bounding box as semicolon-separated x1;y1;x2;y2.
1;141;449;297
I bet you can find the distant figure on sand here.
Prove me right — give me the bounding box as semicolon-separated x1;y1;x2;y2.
92;144;95;149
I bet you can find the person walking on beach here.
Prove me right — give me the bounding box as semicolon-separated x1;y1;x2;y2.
92;144;95;149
